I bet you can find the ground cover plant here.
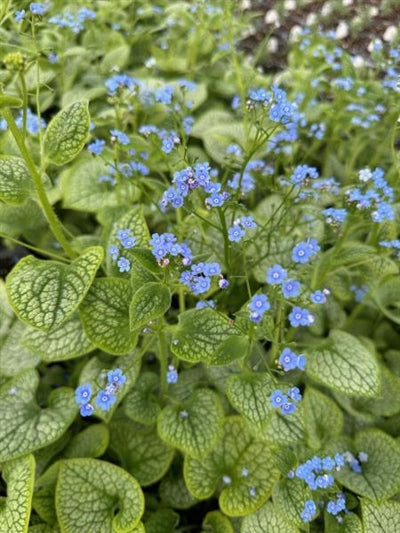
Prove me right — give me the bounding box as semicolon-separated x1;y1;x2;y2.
1;1;400;531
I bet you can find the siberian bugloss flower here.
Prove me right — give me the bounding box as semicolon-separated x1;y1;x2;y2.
292;238;320;263
248;293;270;323
278;348;306;371
95;390;116;411
310;289;329;304
228;226;245;242
282;279;301;298
75;384;92;405
117;257;130;273
107;369;126;388
166;365;178;384
110;129;130;145
301;500;317;522
266;264;287;284
289;306;315;327
87;139;105;155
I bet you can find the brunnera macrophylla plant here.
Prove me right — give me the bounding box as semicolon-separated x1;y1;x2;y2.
1;1;400;532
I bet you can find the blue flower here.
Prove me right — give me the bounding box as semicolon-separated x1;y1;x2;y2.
241;216;257;229
75;384;92;405
121;235;136;249
166;365;178;384
108;245;119;261
14;10;26;22
107;369;126;387
195;299;215;309
292;239;320;264
110;129;130;145
249;294;270;314
289;306;314;327
300;500;317;523
266;264;287;284
288;386;302;401
117;257;130;273
310;290;327;304
87;139;105;155
228;226;245;242
278;348;298;371
95;390;116;411
282;279;301;298
281;402;296;415
80;403;94;417
270;390;287;408
30;3;49;15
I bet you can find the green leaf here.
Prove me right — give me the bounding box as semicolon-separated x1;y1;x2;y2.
306;330;380;397
80;278;137;355
202;510;233;533
335;429;400;501
44;100;90;165
107;207;151;260
144;509;179;533
241;501;299;533
171;308;242;364
33;462;60;525
0;156;33;205
109;421;174;486
226;372;275;428
371;276;400;325
213;335;250;365
0;198;46;240
0;95;22;108
0;370;77;461
361;498;400;532
123;371;161;425
184;417;280;517
0;320;40;376
273;478;312;528
159;461;198;510
0;454;35;533
56;458;144;533
157;388;224;459
325;512;363;533
23;312;95;362
262;406;306;446
303;387;344;449
6;247;103;332
63;424;109;458
129;282;171;330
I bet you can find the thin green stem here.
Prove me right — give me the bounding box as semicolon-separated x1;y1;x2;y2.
218;208;231;270
3;109;76;258
18;72;28;140
0;232;70;262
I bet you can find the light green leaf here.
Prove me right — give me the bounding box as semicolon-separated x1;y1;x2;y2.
273;478;312;528
371;276;400;324
23;313;95;362
262;405;306;446
191;109;235;138
80;278;137;355
108;207;151;256
63;424;109;458
109;421;174;486
6;247;103;332
241;501;299;533
306;330;380;397
226;372;275;428
0;370;77;461
0;454;35;533
79;351;141;422
335;429;400;501
361;498;400;532
144;509;179;533
157;388;224;459
56;458;144;533
0;320;40;376
0;198;47;240
203;123;246;164
28;525;59;533
159;463;198;510
202;510;233;533
129;282;171;330
212;335;249;365
33;462;60;525
123;371;161;425
303;387;344;449
171;308;242;364
44;100;90;165
184;417;280;517
324;512;363;533
0;156;33;205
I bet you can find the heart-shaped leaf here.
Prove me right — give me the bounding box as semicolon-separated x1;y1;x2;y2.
157;388;224;458
0;370;77;461
0;454;35;533
123;371;161;426
80;278;137;355
44;100;90;165
63;424;109;459
0;320;40;376
202;511;233;533
6;247;103;332
361;498;400;532
0;155;33;205
129;282;171;330
184;417;280;517
241;501;299;533
56;458;144;533
303;387;344;449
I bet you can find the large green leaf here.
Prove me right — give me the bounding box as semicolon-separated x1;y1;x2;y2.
0;155;33;205
23;313;95;362
335;429;400;501
361;498;400;532
0;320;40;376
80;278;137;355
159;461;198;510
262;405;306;446
144;509;180;533
202;511;233;533
371;276;400;325
55;458;144;533
324;512;363;533
109;420;174;486
129;282;171;330
226;372;275;428
63;424;109;459
303;387;344;449
157;388;224;459
306;330;380;397
6;247;103;332
44;100;90;165
0;454;35;533
0;370;77;461
171;308;242;364
241;501;299;533
184;417;280;517
272;478;312;528
123;371;161;425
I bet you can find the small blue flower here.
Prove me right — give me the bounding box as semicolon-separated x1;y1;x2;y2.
241;215;257;229
270;390;287;408
166;365;178;384
88;139;106;155
279;348;298;371
108;245;119;261
249;294;270;314
110;129;130;145
281;402;296;415
95;390;116;411
80;403;94;417
14;10;26;22
266;264;287;284
117;257;130;273
282;279;301;298
288;386;302;402
228;226;245;242
30;3;49;15
75;384;92;405
195;299;215;309
301;499;317;523
292;239;320;264
310;290;327;304
289;306;314;327
121;235;136;249
107;369;126;387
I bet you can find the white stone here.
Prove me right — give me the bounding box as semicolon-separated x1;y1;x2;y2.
383;25;398;42
264;9;280;26
336;21;349;40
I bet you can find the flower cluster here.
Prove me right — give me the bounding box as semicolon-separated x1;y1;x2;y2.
180;261;228;295
278;347;306;371
288;306;315;327
159;162;229;210
380;239;400;259
49;7;96;33
289;164;319;186
295;453;345;490
227;216;257;243
139;124;180;154
75;369;127;417
270;386;301;415
248;293;270;323
149;232;192;267
108;228;137;273
301;500;317;523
